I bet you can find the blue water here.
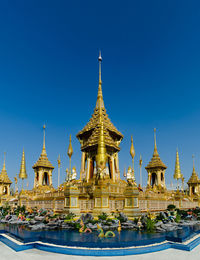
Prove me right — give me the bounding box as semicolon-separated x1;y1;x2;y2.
1;224;200;248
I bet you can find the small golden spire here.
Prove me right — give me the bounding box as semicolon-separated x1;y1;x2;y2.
153;128;159;156
19;148;27;179
173;148;182;180
42;124;47;155
2;152;6;171
192;154;195;172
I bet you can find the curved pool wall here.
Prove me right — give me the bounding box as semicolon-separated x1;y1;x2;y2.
1;225;200;256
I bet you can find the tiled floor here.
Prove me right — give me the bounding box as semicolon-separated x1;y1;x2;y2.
0;241;200;260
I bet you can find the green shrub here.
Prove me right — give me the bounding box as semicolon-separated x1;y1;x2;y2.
146;218;155;233
167;204;176;211
156;212;165;221
175;214;181;223
64;219;73;222
73;222;81;229
88;219;98;224
65;212;76;220
98;212;108;221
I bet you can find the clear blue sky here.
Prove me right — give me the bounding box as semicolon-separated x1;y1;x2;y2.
0;0;200;189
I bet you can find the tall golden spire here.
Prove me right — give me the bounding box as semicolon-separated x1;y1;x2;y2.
19;148;27;179
77;53;123;153
173;148;182;180
67;135;73;174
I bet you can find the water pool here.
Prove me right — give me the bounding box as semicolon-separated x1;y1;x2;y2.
1;223;200;248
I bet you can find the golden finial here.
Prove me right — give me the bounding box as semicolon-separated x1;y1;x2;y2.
57;154;61;168
96;51;104;109
123;167;126;177
19;148;27;179
42;124;47;155
153;128;159;156
139;155;143;167
67;135;73;174
192;154;196;172
3;152;6;171
130;136;135;159
129;136;135;180
173;148;182;180
99;50;102;84
67;135;73;158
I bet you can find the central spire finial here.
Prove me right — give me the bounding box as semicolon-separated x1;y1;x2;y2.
42;124;47;155
3;152;6;170
153;128;158;156
98;51;102;85
192;154;195;171
96;51;104;109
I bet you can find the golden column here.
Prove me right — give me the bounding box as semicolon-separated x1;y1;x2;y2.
19;148;28;190
173;148;183;191
130;136;136;181
57;154;61;188
67;135;73;181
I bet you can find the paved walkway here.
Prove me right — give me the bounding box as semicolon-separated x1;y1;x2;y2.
1;242;200;260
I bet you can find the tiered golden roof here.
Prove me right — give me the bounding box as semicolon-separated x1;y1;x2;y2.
77;53;123;152
187;157;200;184
173;149;183;180
33;125;54;169
19;148;28;179
0;153;12;184
145;129;167;170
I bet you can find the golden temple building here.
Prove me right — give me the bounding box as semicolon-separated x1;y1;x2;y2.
0;54;199;215
65;53;139;216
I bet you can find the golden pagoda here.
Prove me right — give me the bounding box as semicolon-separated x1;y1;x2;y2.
145;129;167;191
173;149;182;180
0;153;12;196
187;156;200;196
64;53;139;217
33;125;54;190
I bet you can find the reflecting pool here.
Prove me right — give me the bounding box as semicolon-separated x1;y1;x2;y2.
1;223;200;248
